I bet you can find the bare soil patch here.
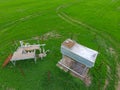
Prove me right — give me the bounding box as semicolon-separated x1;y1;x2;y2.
33;31;61;40
116;64;120;90
103;79;109;90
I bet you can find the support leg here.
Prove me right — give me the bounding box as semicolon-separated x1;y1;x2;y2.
34;56;37;64
11;61;16;66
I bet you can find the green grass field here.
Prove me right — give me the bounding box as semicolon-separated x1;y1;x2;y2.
0;0;120;90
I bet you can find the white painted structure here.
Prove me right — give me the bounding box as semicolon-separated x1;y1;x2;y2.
61;39;98;68
10;41;49;65
57;39;98;78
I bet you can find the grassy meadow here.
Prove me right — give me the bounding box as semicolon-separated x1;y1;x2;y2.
0;0;120;90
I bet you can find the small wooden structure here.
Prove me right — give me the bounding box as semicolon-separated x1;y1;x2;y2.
57;39;98;81
10;41;49;65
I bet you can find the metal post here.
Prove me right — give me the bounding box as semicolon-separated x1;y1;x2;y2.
82;66;88;75
34;50;37;63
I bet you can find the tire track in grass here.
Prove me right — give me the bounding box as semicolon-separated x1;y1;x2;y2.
56;1;120;89
57;6;120;49
0;9;53;48
56;1;120;57
0;9;52;34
